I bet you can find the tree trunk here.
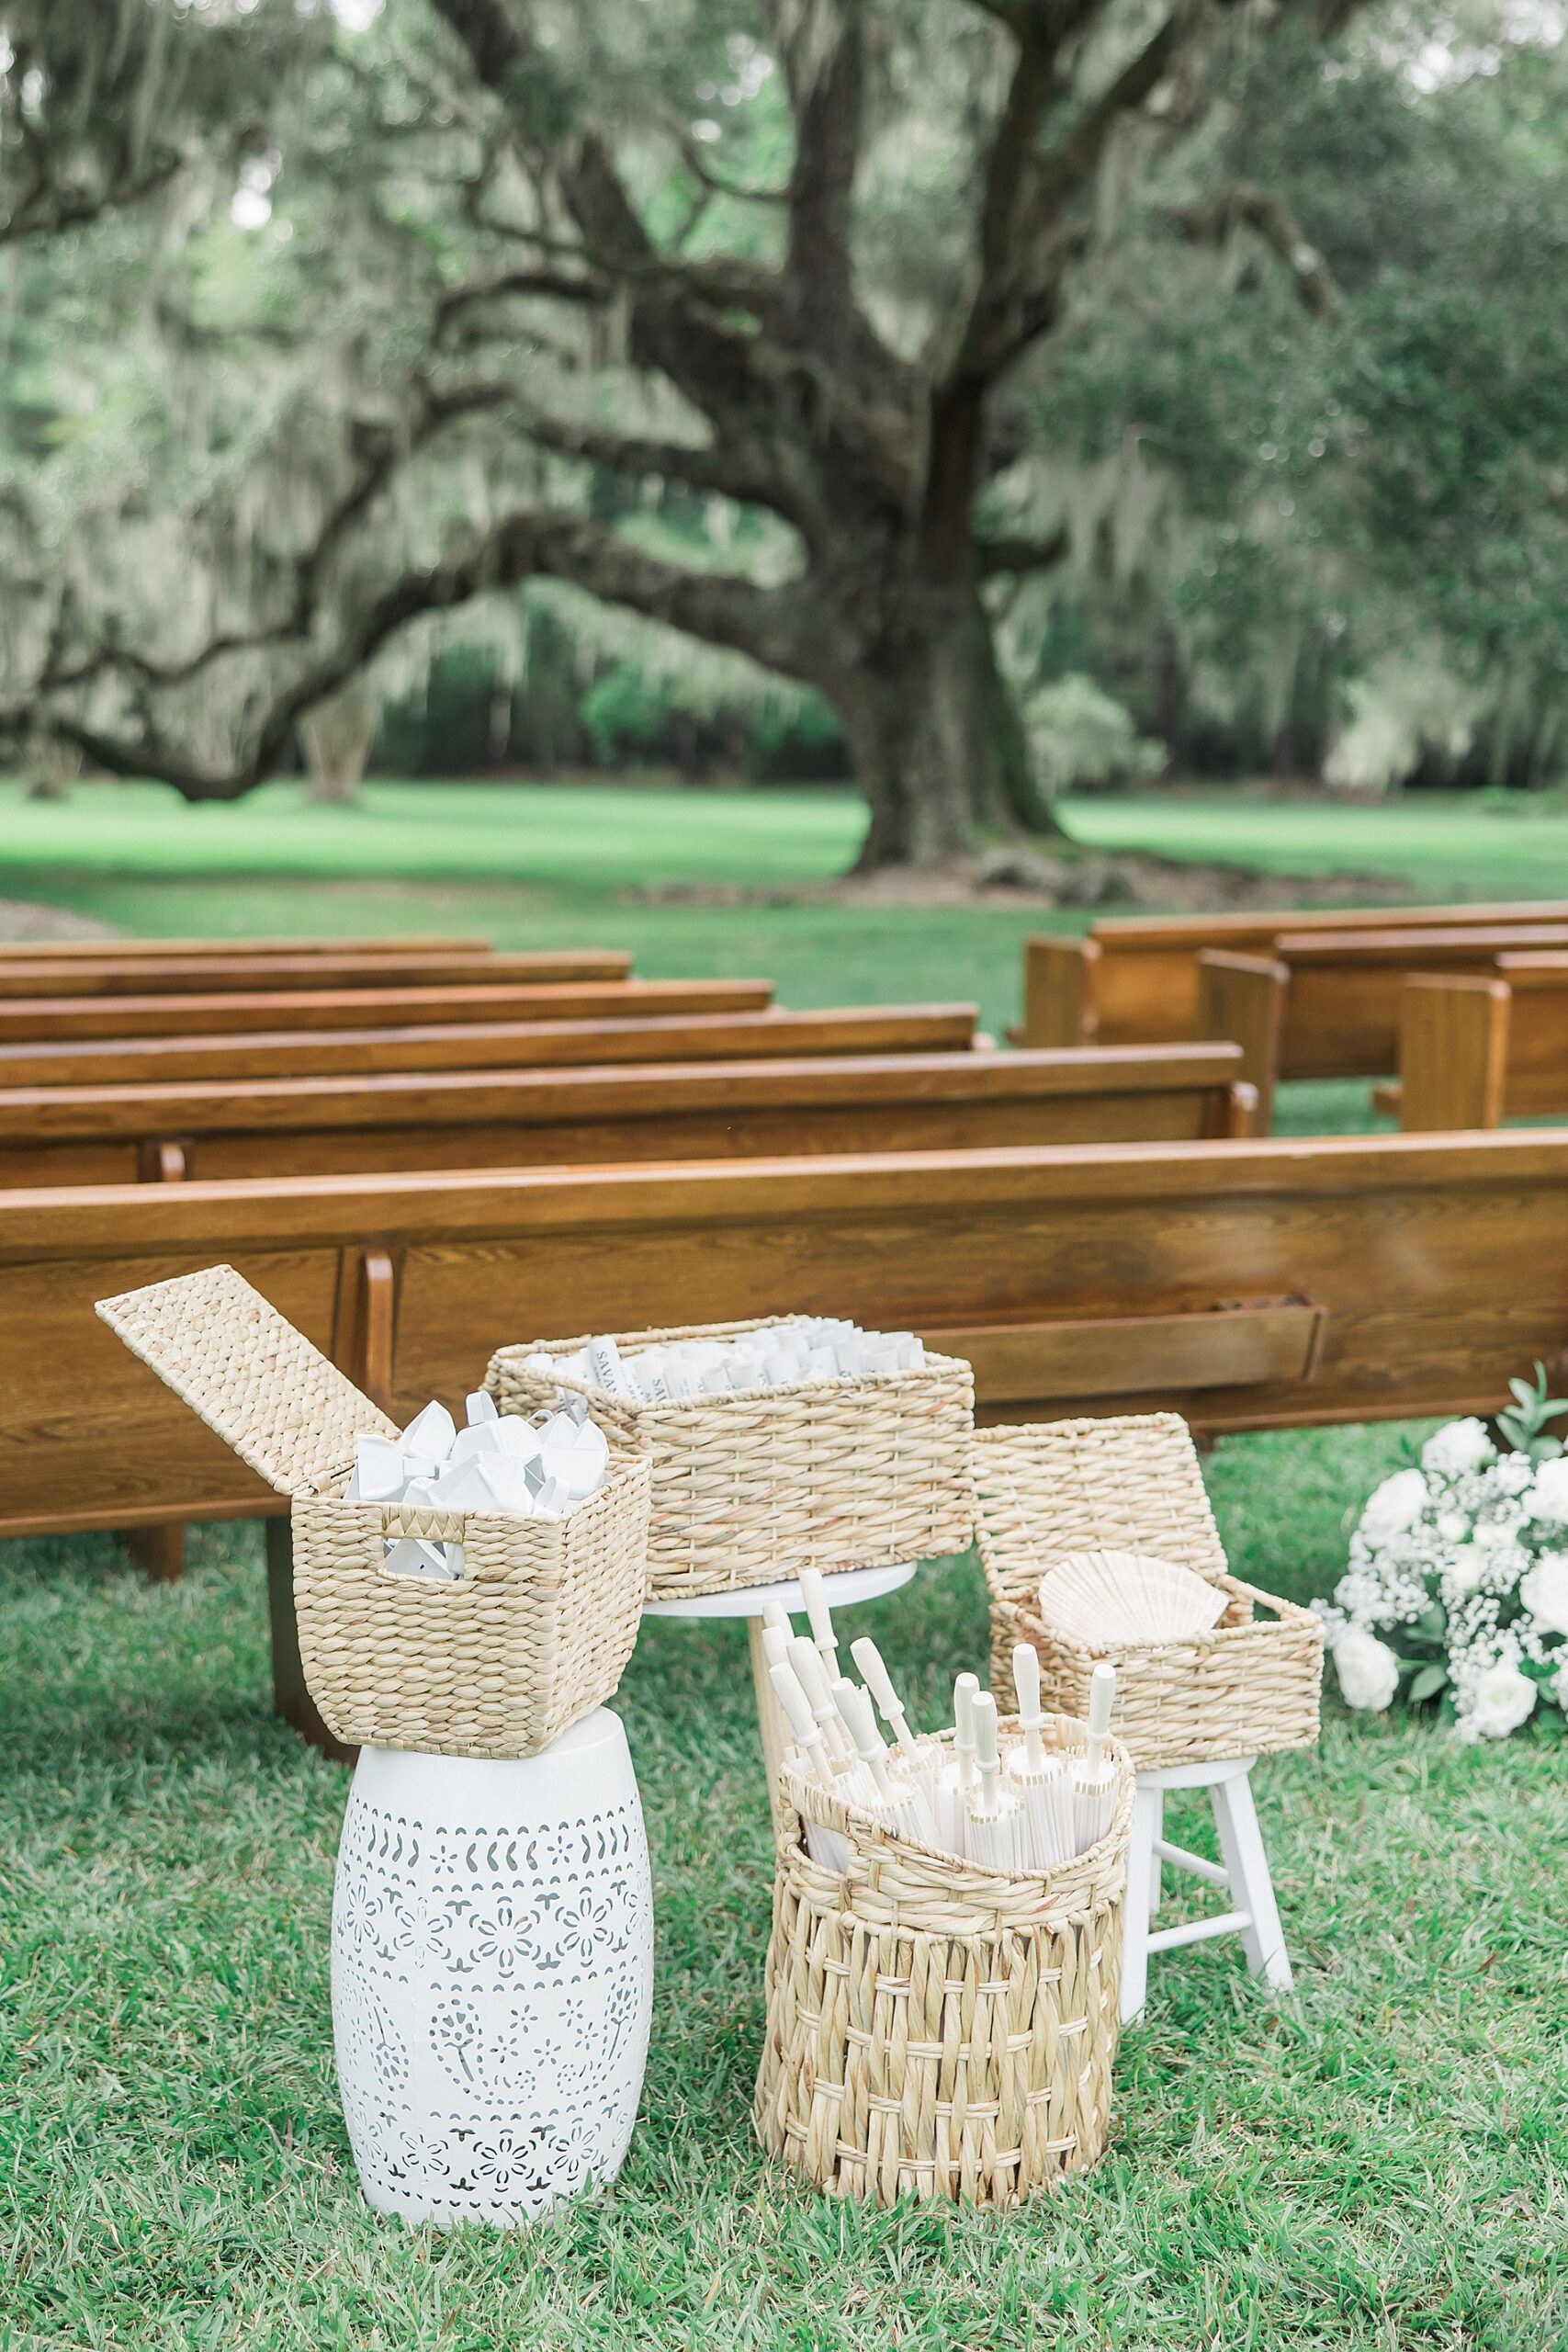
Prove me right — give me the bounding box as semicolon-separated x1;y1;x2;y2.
832;588;1066;870
299;678;378;807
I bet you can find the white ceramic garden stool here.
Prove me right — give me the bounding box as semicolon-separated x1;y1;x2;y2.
331;1709;654;2227
1119;1755;1292;2023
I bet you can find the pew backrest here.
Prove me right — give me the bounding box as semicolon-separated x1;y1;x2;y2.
0;933;490;959
0;948;630;997
0;1043;1255;1186
0;975;773;1045
0;1002;982;1089
4;1129;1565;1541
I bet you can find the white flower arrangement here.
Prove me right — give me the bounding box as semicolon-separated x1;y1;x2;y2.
1316;1368;1568;1742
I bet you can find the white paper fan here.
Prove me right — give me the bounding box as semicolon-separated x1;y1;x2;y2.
1036;1547;1226;1647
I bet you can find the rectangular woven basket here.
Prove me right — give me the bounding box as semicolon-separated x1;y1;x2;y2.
976;1413;1323;1773
486;1317;976;1600
96;1264;651;1758
754;1711;1134;2210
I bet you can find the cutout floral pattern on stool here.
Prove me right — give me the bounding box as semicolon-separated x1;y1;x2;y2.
332;1767;653;2227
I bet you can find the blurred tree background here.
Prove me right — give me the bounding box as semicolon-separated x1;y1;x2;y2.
0;0;1562;863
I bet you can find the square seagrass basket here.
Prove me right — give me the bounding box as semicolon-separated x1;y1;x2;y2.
486;1317;976;1601
96;1264;651;1759
755;1711;1134;2210
976;1413;1323;1773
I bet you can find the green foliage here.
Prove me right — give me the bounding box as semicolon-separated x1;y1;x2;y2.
1496;1363;1568;1464
1009;13;1568;785
1022;673;1166;794
581;662;677;763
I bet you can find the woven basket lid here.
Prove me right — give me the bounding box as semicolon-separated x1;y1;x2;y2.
96;1262;397;1498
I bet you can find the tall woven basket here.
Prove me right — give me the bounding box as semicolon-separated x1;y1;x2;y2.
976;1414;1323;1773
755;1713;1133;2210
487;1318;976;1600
96;1265;650;1759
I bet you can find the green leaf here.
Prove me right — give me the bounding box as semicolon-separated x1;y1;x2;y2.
1409;1664;1449;1702
1509;1378;1536;1408
1413;1602;1448;1643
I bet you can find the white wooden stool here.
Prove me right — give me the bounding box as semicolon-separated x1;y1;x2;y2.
644;1561;919;1825
1120;1755;1292;2022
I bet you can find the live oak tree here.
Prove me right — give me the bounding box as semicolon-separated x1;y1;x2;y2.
0;0;1359;866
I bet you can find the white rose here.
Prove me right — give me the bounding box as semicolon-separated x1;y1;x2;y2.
1359;1468;1428;1544
1333;1626;1401;1712
1463;1658;1538;1740
1528;1457;1568;1526
1422;1419;1496;1479
1520;1554;1568;1638
1446;1544;1491;1594
1437;1511;1469;1543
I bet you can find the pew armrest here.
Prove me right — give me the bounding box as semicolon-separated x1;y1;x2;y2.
936;1295;1325;1405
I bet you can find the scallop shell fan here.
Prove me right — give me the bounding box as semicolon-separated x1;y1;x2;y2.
1037;1548;1227;1647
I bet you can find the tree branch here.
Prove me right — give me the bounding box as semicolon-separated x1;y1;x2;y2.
771;0;865;355
1028;4;1189;229
41;520;817;800
1166;182;1341;319
434;266;611;340
510;402;803;515
976;526;1070;574
39;376;515;702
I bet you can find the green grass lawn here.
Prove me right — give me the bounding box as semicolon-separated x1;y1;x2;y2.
2;776;1566;1049
2;781;1564;2345
4;1427;1564;2350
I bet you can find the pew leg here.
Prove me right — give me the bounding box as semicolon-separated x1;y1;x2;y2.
122;1523;186;1583
265;1517;356;1763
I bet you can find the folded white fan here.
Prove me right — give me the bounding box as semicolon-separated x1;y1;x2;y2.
1037;1547;1226;1647
1007;1645;1075;1872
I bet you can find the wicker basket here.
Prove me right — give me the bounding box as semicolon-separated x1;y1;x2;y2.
755;1711;1133;2209
96;1264;651;1758
976;1414;1323;1773
486;1318;976;1600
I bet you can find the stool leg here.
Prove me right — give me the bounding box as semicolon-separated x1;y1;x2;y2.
1211;1768;1292;1991
1120;1781;1162;2022
1146;1787;1164;1920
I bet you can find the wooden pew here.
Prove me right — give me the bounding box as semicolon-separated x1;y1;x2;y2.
0;975;773;1045
0;1044;1257;1187
0;1004;981;1090
1012;901;1568;1049
1170;928;1568;1117
1384;955;1568;1129
4;1130;1567;1743
0;948;631;996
